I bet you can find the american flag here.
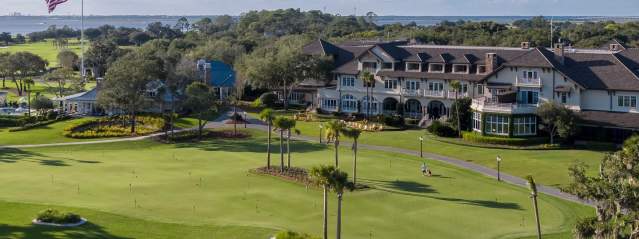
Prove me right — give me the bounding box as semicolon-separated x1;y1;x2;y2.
45;0;69;13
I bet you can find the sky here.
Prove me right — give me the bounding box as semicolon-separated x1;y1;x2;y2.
4;0;639;16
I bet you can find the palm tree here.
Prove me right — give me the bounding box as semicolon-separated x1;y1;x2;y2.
273;116;295;172
342;127;362;186
360;71;375;120
310;165;336;239
526;175;542;239
325;120;346;168
329;169;354;239
259;108;275;169
450;80;462;137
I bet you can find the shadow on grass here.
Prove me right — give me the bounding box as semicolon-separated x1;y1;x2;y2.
359;178;521;210
0;222;132;239
175;138;326;154
0;148;102;166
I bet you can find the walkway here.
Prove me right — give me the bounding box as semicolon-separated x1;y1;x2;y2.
2;109;591;206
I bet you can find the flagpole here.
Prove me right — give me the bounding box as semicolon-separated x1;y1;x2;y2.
81;0;85;83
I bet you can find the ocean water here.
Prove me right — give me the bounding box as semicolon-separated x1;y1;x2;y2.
1;15;638;35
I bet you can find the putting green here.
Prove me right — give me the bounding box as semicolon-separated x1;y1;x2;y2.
0;129;592;238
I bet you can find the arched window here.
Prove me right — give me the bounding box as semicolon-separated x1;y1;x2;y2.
341;94;357;112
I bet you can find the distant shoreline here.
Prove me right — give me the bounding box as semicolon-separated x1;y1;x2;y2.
2;15;638;35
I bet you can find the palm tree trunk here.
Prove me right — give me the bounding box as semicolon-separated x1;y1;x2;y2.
322;186;328;239
335;137;340;168
279;130;284;173
336;193;343;239
353;140;358;186
287;129;291;169
532;195;542;239
267;121;272;169
455;95;461;137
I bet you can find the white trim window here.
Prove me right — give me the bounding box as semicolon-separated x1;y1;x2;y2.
428;82;444;91
477;84;484;95
513;116;537;136
452;64;469;74
322;99;337;110
559;92;568;104
472;112;481;132
406;80;421;90
341;76;355;87
618;95;637;108
522;70;539;80
384;79;398;89
477;65;487;74
361;96;379;115
341;94;358;112
485;114;509;135
381;62;394;71
517;91;539;105
406;62;421;72
429;63;444;73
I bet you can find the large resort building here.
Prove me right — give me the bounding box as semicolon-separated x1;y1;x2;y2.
302;39;639;142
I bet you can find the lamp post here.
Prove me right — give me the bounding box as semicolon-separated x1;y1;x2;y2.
496;155;502;182
243;112;247;128
419;136;424;158
319;124;324;144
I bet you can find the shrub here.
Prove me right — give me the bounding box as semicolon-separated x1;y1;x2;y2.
427;121;457;137
8;116;71;132
274;230;319;239
384;115;405;127
63;116;165;138
36;208;82;224
461;131;548;146
259;92;278;108
404;118;419;126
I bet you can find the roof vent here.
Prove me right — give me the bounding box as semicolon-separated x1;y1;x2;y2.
521;42;530;49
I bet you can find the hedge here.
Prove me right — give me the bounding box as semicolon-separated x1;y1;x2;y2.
462;131;548;146
427;121;457;137
8;116;71;132
36;208;82;224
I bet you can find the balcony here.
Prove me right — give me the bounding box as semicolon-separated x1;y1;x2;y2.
403;89;422;97
471;97;537;114
424;90;445;98
447;91;469;99
515;76;542;87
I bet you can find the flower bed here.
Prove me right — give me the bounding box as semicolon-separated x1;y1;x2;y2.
33;208;86;227
343;120;384;132
159;129;251;142
63;116;164;139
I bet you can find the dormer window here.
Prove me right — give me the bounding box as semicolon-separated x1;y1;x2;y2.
453;64;469;74
406;62;421;72
381;62;394;71
362;62;377;72
429;63;444;73
477;65;487;74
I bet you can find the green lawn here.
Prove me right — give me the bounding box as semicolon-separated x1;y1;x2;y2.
0;118;99;145
0;129;593;238
0;39;82;67
249;111;608;188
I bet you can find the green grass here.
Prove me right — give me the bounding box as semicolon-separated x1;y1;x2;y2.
0;117;108;145
0;39;82;67
0;129;593;238
0;201;274;239
250;111;609;187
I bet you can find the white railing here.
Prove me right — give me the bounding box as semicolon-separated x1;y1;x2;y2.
403;89;421;97
447;91;469;99
424;90;445;98
471;97;536;114
515;76;542;87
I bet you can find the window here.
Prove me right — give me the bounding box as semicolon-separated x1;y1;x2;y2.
361;96;379;115
428;82;444;91
477;65;487;74
341;76;355;87
406;62;421;71
513;116;537;136
461;83;469;93
473;112;481;131
322;99;337;109
384;79;398;89
559;92;568;104
618;95;637;108
406;80;420;90
289;92;304;103
485;114;509;135
517;91;539;105
381;62;394;70
429;63;444;73
341;95;357;112
477;84;484;95
362;62;377;72
453;64;469;74
522;70;539;80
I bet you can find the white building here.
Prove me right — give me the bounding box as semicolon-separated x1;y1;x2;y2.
303;39;639;142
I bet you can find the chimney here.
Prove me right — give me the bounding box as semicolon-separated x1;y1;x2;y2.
553;43;565;65
485;53;498;73
520;42;530;49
